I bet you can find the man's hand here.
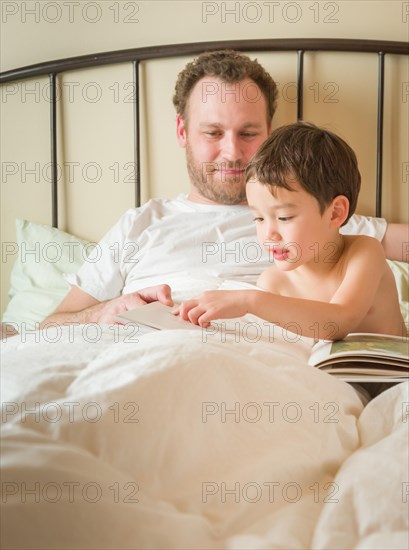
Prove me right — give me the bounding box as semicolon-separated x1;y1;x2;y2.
40;284;173;328
98;284;173;324
174;290;249;327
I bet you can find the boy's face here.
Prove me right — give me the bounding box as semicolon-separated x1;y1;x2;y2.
177;77;271;205
246;178;338;270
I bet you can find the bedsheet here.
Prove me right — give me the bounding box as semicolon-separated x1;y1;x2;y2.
1;321;408;549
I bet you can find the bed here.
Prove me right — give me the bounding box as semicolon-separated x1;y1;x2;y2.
1;39;409;549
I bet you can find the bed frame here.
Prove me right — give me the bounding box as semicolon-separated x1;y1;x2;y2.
1;38;408;228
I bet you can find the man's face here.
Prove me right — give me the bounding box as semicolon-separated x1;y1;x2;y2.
177;77;271;205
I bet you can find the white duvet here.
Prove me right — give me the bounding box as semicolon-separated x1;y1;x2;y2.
1;319;408;549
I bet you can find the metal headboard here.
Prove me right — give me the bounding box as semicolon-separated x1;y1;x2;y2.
1;38;408;227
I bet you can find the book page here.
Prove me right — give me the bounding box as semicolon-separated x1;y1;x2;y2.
309;333;409;378
327;334;409;358
116;302;201;331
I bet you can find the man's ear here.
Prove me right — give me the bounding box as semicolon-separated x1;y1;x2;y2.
329;195;350;227
176;114;187;148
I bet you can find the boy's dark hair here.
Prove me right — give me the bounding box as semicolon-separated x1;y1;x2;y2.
173;50;278;125
246;122;361;225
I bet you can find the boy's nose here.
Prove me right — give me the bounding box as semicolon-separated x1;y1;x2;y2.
264;226;281;242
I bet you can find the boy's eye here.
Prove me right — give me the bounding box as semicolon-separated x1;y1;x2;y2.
253;217;264;222
278;216;293;222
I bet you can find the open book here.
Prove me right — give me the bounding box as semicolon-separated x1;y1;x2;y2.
116;302;201;331
308;333;409;382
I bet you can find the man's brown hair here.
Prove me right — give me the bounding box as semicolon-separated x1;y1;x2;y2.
246;122;361;225
173;50;278;124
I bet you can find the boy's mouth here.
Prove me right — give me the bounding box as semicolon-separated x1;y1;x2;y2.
271;246;289;261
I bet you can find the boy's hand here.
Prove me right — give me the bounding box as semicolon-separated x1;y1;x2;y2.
173;290;249;328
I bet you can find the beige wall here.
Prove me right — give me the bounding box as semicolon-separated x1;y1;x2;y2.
1;0;408;316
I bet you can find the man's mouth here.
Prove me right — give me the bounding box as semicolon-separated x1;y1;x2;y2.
216;167;246;184
210;163;246;175
217;167;245;177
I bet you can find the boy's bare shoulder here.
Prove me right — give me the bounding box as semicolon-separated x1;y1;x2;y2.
343;234;385;256
341;235;387;279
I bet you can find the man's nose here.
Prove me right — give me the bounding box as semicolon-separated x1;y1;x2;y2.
220;134;242;161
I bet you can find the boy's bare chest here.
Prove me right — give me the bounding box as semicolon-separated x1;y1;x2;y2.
271;270;343;302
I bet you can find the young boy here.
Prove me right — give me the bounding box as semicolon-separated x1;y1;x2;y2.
174;122;405;341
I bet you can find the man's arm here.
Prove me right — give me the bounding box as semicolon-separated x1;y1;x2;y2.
40;285;173;328
381;223;409;262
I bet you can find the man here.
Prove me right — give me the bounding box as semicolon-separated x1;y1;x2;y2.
40;50;407;328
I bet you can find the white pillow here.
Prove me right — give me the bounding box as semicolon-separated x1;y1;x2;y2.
2;219;92;330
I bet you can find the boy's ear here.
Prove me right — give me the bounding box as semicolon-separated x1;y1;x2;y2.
176;114;187;148
329;195;350;227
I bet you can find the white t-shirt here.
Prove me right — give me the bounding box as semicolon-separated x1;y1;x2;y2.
66;194;387;302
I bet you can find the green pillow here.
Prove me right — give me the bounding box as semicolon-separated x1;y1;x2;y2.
387;259;409;326
2;219;91;330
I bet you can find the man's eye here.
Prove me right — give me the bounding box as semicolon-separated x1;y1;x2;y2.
205;132;220;137
241;132;257;138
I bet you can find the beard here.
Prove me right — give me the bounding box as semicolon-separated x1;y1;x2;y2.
185;142;247;205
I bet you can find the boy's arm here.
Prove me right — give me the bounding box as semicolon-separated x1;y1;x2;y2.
176;238;387;340
381;223;409;262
